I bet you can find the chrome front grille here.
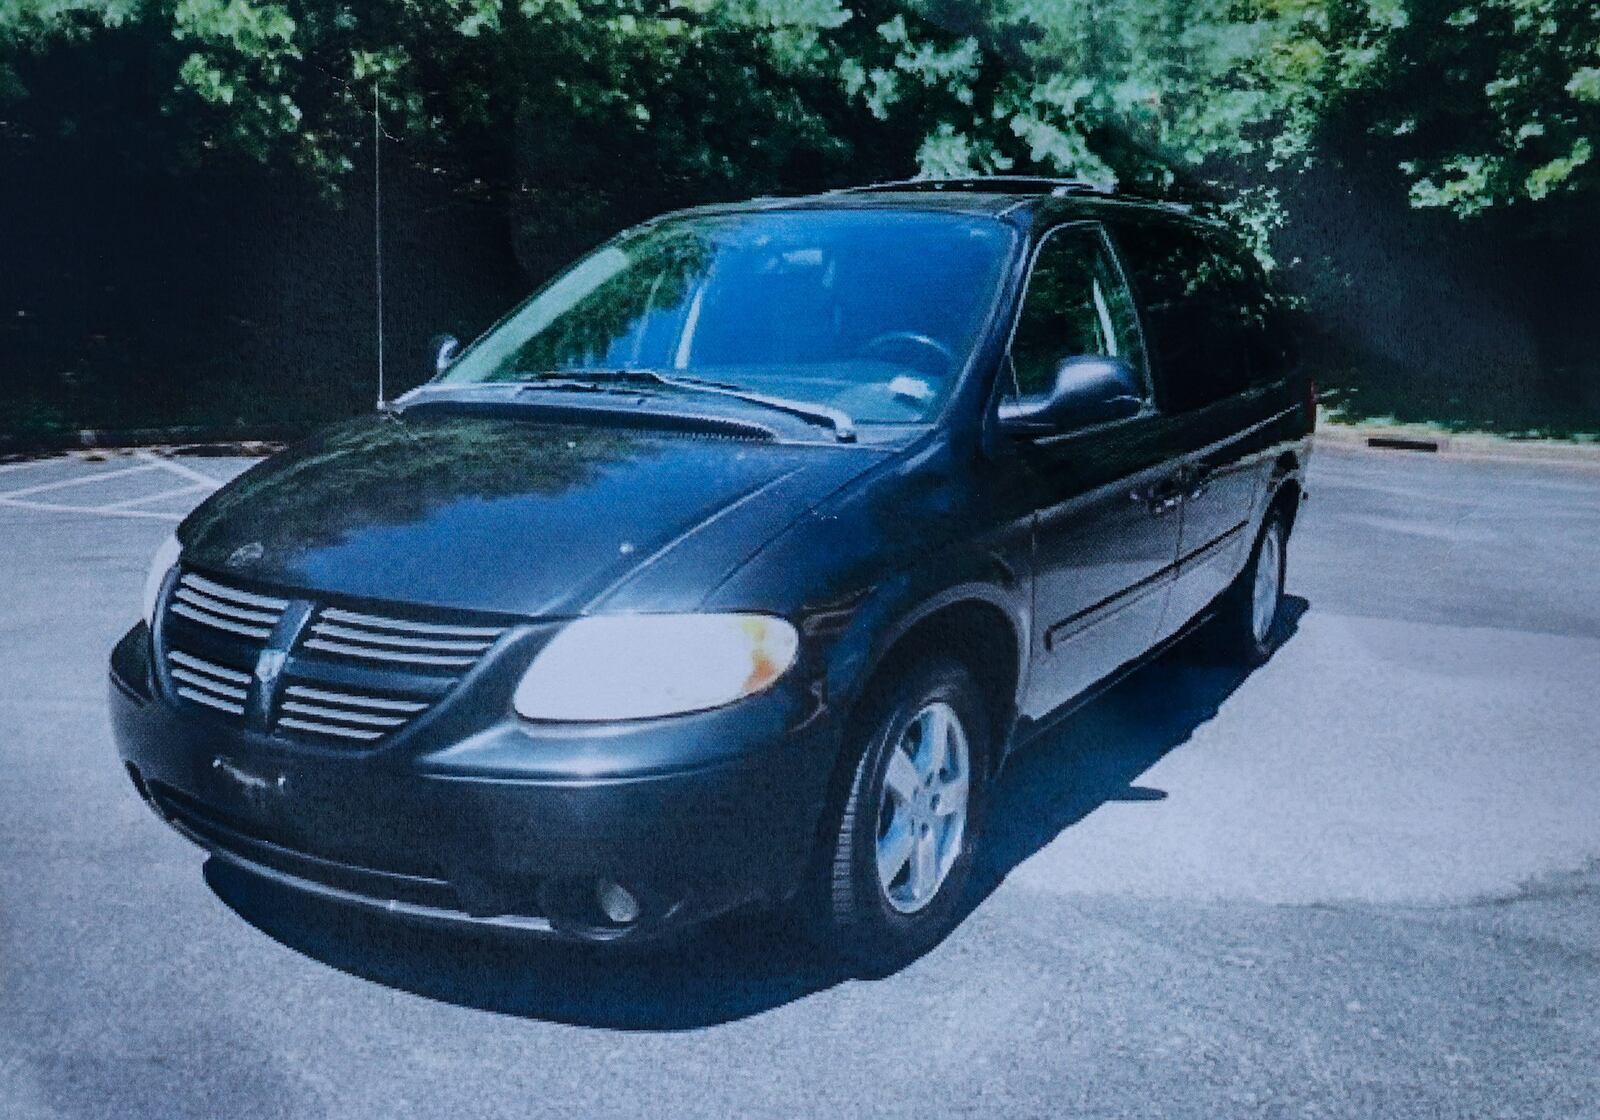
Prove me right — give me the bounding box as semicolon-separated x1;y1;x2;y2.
275;682;430;743
169;573;289;640
158;568;509;747
304;607;503;669
168;650;250;716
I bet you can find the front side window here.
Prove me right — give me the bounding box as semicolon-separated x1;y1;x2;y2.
437;211;1016;425
1007;224;1147;402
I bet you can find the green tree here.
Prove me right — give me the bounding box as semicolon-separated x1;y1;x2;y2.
8;1;1598;220
1330;0;1600;216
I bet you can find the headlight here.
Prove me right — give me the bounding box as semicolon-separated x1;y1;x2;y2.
513;613;799;722
141;533;182;627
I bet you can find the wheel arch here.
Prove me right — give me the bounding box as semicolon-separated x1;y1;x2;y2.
1267;451;1306;535
833;585;1026;786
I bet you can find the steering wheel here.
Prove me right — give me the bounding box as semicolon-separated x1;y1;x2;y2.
858;330;957;379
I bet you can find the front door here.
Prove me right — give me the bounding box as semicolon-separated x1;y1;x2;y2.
1003;223;1184;722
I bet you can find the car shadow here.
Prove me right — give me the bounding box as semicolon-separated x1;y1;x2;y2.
206;596;1308;1031
965;595;1308;912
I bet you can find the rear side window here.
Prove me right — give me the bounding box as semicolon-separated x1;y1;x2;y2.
1113;220;1265;412
1007;223;1147;402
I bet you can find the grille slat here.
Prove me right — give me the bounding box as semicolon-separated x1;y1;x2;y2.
319;607;503;639
304;637;479;668
183;573;290;611
283;684;428;713
172;668;248;701
160;570;508;748
171;601;275;640
301;603;505;672
167;650;252;715
309;621;492;654
278;716;385;741
176;685;246;716
175;587;281;626
169;650;251;685
168;572;287;640
281;700;408;728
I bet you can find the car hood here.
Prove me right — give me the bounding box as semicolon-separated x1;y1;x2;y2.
179;413;888;617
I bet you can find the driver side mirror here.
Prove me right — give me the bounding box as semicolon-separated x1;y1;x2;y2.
430;333;461;375
998;355;1144;437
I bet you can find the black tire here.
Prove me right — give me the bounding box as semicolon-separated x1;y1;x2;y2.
808;656;989;970
1210;503;1290;665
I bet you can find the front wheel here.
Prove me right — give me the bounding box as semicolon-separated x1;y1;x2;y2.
809;656;989;968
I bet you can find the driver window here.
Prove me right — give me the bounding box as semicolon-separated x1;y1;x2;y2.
1008;225;1146;401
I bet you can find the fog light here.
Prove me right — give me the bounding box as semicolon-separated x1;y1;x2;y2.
595;879;640;925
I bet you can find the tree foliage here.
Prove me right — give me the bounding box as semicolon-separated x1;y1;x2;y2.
4;0;1596;220
1339;0;1600;216
4;1;1599;436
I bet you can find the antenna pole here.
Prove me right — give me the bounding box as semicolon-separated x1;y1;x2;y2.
373;82;385;409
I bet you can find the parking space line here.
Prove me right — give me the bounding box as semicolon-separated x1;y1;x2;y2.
102;483;212;510
0;496;183;521
135;450;229;489
0;453;228;521
0;463;163;500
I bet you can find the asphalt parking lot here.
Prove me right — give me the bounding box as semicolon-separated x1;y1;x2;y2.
2;442;1598;1118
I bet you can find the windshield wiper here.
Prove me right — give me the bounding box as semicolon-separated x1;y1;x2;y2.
523;369;857;443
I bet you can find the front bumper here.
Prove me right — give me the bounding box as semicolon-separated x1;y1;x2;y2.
110;624;837;941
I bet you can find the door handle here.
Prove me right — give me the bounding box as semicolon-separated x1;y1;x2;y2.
1130;485;1181;516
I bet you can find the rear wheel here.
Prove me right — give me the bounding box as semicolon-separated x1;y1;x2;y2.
1211;504;1288;664
810;656;988;968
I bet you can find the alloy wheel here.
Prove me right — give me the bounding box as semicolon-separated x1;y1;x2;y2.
1251;520;1284;645
875;701;970;914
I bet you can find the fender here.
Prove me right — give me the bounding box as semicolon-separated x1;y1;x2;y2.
809;545;1033;768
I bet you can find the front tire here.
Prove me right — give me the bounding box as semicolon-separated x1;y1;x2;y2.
810;656;989;969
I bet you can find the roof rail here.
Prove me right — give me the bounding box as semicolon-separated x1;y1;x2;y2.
835;176;1115;198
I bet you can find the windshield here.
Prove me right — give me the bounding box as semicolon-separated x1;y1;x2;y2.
436;210;1016;425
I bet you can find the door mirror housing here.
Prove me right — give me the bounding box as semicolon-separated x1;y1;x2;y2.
430;333;461;374
998;354;1144;436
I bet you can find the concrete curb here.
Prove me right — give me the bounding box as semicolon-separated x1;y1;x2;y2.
1316;423;1600;467
0;423;315;462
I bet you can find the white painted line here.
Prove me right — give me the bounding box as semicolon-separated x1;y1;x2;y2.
101;483;210;511
0;463;162;500
135;450;227;489
0;497;183;521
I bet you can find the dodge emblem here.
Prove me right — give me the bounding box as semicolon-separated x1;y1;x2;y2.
254;649;287;686
227;541;266;569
